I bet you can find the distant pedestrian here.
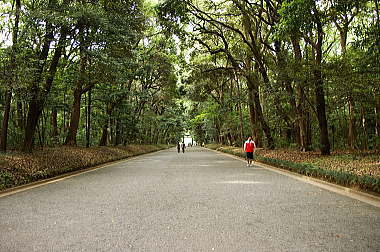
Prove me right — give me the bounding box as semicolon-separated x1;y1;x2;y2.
177;142;180;153
182;142;185;153
243;136;256;167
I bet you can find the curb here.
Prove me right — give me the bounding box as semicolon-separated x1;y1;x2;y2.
0;147;172;198
206;147;380;208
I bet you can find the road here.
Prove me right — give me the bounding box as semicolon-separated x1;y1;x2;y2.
1;147;379;251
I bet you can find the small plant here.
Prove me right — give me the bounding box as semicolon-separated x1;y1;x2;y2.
0;170;14;190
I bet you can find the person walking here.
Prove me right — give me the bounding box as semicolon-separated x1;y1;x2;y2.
177;142;181;153
181;142;186;153
243;136;256;167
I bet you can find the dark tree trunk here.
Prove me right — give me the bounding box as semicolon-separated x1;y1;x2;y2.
247;72;275;149
0;91;12;152
314;18;331;155
274;40;298;145
99;105;113;146
291;35;311;151
235;75;245;143
65;23;86;146
23;100;43;152
22;25;67;152
65;89;81;146
247;84;259;144
99;125;108;146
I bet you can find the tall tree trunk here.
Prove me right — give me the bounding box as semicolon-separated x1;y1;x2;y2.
65;23;86;146
236;76;245;143
99;125;108;146
248;71;275;149
65;89;82;146
291;35;310;151
0;0;21;152
0;92;12;152
23;100;43;152
22;24;67;152
246;82;261;146
313;16;330;155
337;23;357;150
274;40;298;146
99;105;113;146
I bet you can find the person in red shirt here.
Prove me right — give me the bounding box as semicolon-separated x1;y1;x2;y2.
243;136;256;167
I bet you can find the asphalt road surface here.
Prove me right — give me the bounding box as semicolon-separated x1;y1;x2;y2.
1;147;379;251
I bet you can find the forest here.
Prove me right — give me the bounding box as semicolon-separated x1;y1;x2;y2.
0;0;379;155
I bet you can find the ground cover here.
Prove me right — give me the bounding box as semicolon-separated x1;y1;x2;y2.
0;145;170;191
206;144;380;194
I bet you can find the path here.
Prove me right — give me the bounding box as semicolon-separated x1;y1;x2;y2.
1;147;379;251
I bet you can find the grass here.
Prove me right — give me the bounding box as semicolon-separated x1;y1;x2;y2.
0;144;170;191
206;144;380;194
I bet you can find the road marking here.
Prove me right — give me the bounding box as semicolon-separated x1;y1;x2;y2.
206;147;380;208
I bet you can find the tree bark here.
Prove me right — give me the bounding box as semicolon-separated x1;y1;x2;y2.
274;40;298;145
99;105;113;146
23;100;43;152
99;125;108;146
291;35;310;151
235;75;245;143
246;72;274;149
313;14;330;155
0;92;12;152
65;89;82;146
22;24;67;152
246;82;260;145
65;22;87;146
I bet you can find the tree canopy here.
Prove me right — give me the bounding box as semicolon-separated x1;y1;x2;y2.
0;0;379;154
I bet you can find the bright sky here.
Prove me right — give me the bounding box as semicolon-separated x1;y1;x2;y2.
147;0;164;5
